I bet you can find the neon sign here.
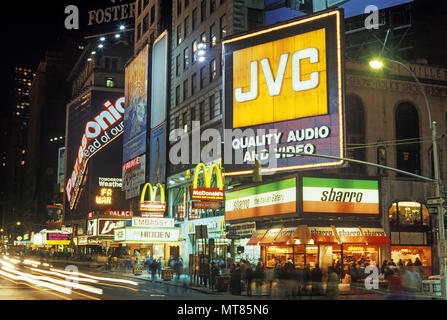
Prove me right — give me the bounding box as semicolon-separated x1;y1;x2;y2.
66;96;125;209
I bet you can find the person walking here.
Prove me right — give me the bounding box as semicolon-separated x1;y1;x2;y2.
311;264;323;296
303;264;312;294
156;258;162;278
245;263;254;296
294;267;304;297
230;263;242;295
210;262;219;291
326;266;340;300
266;266;275;296
255;258;265;296
175;257;184;279
146;256;153;274
150;259;158;280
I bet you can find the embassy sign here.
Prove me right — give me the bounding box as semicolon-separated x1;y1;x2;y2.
223;10;345;175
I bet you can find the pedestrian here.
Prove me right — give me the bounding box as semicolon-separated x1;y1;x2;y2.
311;264;323;296
294;267;303;297
150;258;158;280
125;257;132;274
414;257;422;266
200;257;210;287
381;260;388;275
266;266;275;296
168;255;175;269
255;258;265;296
245;263;254;296
146;256;153;274
156;257;162;278
230;263;242;295
387;269;404;300
175;257;184;279
303;264;312;294
210;262;219;291
406;259;413;267
326;266;340;300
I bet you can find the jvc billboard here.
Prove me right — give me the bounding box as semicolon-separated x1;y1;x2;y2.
223;10;346;175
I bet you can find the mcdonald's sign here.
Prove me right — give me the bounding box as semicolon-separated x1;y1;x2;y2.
190;163;224;201
139;182;166;215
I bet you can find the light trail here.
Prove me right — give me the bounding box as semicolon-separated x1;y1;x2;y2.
50;268;139;286
30;268;99;284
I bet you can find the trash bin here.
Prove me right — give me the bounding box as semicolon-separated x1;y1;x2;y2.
162;269;173;281
422;280;442;297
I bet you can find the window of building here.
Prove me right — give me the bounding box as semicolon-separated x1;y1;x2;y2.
183;112;188;132
247;8;264;30
144;0;149;8
183;47;189;70
209;94;215;119
395;102;421;175
143;14;149;34
389;202;429;227
201;0;206;22
185;0;189;8
104;57;111;70
137;23;142;41
175;116;180;129
184;16;190;39
177;0;182;16
176;54;181;77
192;8;197;31
345;95;366;174
200;66;206;89
210;0;216;14
177;24;183;45
112;58;118;71
192;40;198;64
150;5;155;25
106;78;114;87
138;0;142;16
190;106;196;129
200;101;206;123
201;32;207;44
176;85;181;106
210;23;217;48
210;59;217;82
191;73;197;95
183;79;189;101
220;14;227;41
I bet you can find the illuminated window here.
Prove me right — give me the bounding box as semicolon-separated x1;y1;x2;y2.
21;150;25;155
20;161;25;165
106;78;114;87
389;201;429;226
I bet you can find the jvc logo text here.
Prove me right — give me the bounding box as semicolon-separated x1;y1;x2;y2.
235;48;320;103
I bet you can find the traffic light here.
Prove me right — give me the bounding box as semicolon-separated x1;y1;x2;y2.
253;159;262;183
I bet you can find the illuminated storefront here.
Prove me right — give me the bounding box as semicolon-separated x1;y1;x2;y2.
114;217;182;262
388;201;432;275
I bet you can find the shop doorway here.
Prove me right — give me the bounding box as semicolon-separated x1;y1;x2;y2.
170;245;180;259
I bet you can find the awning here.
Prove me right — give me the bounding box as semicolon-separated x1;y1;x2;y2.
273;227;296;246
259;227;282;246
361;227;390;245
246;229;267;246
308;226;339;244
307;226;389;246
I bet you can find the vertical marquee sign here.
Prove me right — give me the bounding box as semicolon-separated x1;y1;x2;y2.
223;9;346;175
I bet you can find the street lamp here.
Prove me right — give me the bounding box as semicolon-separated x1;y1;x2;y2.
370;56;446;299
16;221;21;226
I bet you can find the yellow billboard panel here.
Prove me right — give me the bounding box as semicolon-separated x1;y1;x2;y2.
232;28;327;128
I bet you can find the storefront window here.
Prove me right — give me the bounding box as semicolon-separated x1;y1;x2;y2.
391;246;432;276
389;202;429;226
305;246;319;269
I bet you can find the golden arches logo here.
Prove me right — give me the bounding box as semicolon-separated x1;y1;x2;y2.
192;163;224;190
140;182;165;204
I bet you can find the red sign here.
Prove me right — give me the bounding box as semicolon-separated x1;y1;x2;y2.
140;212;165;218
106;210;133;217
139;201;166;212
47;233;69;241
192;201;223;210
123;156;141;171
190;187;224;201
